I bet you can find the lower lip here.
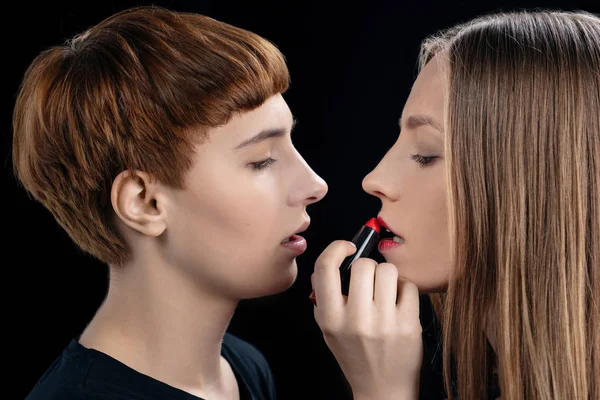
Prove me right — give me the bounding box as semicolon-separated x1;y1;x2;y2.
280;235;307;255
378;238;403;253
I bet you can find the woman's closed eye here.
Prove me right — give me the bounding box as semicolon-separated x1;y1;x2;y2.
249;157;277;171
410;154;438;167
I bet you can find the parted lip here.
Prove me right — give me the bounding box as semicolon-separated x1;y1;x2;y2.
282;219;310;242
377;216;403;238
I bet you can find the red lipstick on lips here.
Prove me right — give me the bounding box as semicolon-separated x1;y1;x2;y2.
309;218;380;306
376;216;403;253
377;216;389;230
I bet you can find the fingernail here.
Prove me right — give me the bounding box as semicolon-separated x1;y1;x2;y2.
309;290;317;306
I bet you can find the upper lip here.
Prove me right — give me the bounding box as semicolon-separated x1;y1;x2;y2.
288;219;310;238
377;216;402;237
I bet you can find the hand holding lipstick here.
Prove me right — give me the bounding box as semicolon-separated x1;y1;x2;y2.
310;240;423;400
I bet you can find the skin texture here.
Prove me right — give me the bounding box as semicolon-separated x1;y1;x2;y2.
311;57;450;400
363;55;451;294
80;94;328;400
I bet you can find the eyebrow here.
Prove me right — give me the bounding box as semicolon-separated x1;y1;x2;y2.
234;118;297;150
399;114;444;134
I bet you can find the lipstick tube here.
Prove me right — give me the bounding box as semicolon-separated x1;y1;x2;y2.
339;217;380;296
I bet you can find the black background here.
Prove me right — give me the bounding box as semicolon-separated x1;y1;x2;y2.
7;1;598;398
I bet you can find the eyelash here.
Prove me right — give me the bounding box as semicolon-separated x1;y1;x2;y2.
250;158;277;171
410;154;438;167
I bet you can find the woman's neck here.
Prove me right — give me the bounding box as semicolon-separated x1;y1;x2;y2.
79;255;239;398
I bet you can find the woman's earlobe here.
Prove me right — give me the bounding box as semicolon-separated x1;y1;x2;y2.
111;170;167;237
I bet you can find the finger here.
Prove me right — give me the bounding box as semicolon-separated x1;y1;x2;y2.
346;257;377;312
374;262;399;306
396;279;421;321
313;240;356;314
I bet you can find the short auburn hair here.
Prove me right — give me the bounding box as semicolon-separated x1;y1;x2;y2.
12;6;290;265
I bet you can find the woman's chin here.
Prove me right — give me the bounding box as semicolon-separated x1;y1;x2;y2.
243;262;298;299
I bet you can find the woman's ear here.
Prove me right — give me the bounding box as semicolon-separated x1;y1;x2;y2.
111;170;167;237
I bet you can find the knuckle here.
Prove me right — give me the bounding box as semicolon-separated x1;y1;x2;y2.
350;326;372;340
320;321;345;339
315;241;350;272
313;258;331;274
316;319;335;337
347;319;374;339
398;279;420;298
329;239;349;250
351;257;377;272
320;325;336;337
377;262;398;277
403;280;419;291
398;278;416;290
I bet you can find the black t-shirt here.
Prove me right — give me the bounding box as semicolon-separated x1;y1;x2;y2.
26;333;277;399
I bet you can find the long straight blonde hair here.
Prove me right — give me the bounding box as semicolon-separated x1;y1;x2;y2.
422;11;599;399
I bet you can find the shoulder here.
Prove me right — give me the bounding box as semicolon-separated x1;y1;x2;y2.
222;333;277;399
222;333;273;378
223;333;268;364
27;384;87;400
26;337;149;400
26;340;90;400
